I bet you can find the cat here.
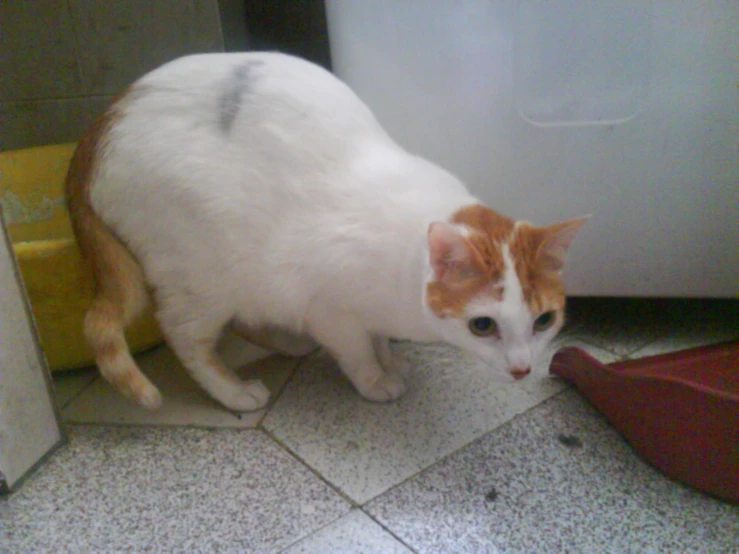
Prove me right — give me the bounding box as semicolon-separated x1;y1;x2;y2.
65;52;587;412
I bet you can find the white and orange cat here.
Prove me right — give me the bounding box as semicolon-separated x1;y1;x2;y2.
66;52;587;412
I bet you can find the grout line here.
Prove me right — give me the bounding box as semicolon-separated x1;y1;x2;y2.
260;426;359;508
356;508;421;554
254;354;309;428
61;419;417;551
275;511;350;553
263;415;419;553
59;350;314;430
562;334;627;360
56;371;99;411
620;336;666;359
354;388;573;507
274;507;420;554
257;348;571;513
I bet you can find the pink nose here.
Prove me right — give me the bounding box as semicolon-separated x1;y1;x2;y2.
510;367;531;381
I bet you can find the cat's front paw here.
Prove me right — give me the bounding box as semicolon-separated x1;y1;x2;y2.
359;373;407;403
222;379;270;412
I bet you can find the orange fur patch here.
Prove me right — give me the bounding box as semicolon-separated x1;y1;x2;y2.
66;85;149;316
426;205;567;318
451;205;514;278
426;205;514;318
426;279;502;319
66;86;160;409
508;224;566;315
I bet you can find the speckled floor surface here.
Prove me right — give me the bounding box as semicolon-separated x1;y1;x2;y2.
2;299;738;553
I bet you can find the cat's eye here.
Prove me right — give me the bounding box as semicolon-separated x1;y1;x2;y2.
469;316;499;337
533;311;556;332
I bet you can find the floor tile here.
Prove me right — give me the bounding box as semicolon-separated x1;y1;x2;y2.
566;298;739;359
63;339;298;428
264;342;571;504
281;509;412;554
627;301;739;358
51;368;96;409
366;389;739;554
548;335;623;364
0;426;350;553
630;332;738;359
564;298;673;356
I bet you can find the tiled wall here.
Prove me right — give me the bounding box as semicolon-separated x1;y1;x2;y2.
1;0;225;150
1;0;333;151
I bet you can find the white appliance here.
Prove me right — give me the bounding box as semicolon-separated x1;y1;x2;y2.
326;0;738;297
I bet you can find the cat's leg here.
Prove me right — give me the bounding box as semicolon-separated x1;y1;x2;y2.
157;299;270;412
230;320;319;358
372;336;409;374
307;312;407;402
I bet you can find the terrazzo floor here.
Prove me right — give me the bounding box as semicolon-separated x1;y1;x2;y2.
2;298;738;553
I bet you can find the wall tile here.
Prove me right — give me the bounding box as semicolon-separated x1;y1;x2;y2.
68;0;224;95
0;0;84;101
86;95;116;121
217;0;249;52
1;99;91;150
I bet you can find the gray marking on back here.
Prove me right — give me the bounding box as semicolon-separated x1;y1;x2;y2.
218;61;263;133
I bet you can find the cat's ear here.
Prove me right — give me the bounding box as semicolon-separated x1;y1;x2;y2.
427;222;476;284
536;216;590;272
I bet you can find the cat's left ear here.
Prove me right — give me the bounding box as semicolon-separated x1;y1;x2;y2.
427;222;478;284
537;216;590;272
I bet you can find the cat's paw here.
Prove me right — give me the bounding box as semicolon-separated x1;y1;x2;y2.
359;373;407;403
222;379;270;412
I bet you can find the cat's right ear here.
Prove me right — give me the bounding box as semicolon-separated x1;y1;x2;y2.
427;222;475;284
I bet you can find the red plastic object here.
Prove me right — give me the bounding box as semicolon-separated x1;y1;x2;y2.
550;341;739;505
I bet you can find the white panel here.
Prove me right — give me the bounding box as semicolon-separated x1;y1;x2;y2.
326;0;739;297
514;0;651;125
0;210;64;491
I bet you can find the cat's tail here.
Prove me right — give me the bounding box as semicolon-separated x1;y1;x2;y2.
65;108;162;409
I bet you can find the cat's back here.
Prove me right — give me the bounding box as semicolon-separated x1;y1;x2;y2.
108;52;388;165
89;52;424;291
93;52;398;227
83;51;472;326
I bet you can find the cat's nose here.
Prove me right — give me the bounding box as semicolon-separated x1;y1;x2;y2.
510;367;531;380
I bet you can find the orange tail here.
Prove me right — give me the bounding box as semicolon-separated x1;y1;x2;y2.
65;109;161;409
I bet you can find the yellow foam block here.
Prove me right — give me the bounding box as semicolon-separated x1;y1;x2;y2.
1;143;162;371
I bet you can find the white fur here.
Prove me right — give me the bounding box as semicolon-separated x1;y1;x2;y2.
90;52;556;410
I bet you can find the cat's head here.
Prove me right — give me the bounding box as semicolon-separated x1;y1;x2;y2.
423;205;588;382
